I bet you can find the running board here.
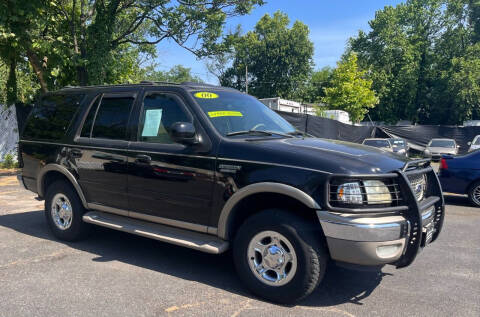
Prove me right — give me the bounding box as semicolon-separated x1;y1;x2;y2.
82;211;229;254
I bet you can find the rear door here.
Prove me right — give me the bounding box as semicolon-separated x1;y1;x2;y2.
71;90;138;211
126;89;216;228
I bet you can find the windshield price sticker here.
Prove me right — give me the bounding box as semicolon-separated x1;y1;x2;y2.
194;92;219;99
208;111;243;118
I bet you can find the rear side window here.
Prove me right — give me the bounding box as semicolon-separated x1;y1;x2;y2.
80;95;134;140
23;94;84;140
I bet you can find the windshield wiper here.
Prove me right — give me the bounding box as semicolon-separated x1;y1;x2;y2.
226;130;293;138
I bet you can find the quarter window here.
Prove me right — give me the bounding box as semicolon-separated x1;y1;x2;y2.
23;94;84;140
138;94;191;144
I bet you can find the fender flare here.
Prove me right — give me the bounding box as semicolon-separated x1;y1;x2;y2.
37;164;88;209
216;182;321;239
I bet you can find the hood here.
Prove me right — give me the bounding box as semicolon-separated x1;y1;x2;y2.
222;137;408;175
426;147;457;154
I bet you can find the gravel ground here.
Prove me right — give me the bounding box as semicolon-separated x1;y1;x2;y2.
0;175;479;317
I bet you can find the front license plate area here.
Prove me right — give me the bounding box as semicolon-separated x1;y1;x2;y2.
421;220;435;247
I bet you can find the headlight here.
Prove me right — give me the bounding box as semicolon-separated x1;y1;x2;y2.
336;180;392;205
363;180;392;204
336;182;363;204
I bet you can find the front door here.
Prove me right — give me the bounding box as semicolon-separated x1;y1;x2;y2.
72;92;137;211
126;91;216;228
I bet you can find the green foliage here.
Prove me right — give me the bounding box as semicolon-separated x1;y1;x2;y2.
321;53;379;123
217;11;314;99
349;0;480;124
142;65;203;83
0;154;17;169
0;0;264;103
301;67;333;103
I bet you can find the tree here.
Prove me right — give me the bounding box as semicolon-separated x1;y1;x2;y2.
142;65;203;83
321;53;379;123
349;0;480;124
0;0;264;104
217;11;314;99
301;66;333;103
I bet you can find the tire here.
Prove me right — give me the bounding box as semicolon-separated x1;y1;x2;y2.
468;181;480;207
44;180;90;241
233;209;328;304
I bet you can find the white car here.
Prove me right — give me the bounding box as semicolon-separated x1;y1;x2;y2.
468;135;480;152
424;138;459;160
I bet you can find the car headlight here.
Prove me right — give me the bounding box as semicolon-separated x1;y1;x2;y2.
337;182;363;204
363;180;392;204
336;180;392;205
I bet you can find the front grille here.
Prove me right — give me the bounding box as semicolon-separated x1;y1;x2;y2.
407;173;427;201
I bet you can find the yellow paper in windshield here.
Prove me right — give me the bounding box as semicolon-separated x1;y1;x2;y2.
194;92;219;99
208;111;243;118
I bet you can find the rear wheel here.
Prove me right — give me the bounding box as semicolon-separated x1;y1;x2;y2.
468;181;480;207
233;209;328;304
45;180;90;241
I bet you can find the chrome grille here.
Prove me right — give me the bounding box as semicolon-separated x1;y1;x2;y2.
407;173;427;201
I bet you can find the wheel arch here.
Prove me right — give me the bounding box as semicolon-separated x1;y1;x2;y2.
37;164;88;209
217;182;321;240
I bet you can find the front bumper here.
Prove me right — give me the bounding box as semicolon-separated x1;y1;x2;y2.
319;162;445;267
318;206;436;265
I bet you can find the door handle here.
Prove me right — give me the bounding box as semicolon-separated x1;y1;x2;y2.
70;149;82;158
135;154;151;163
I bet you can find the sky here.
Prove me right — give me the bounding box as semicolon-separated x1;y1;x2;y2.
154;0;404;84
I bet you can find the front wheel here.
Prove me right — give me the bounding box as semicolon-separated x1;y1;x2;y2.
468;181;480;207
233;209;328;304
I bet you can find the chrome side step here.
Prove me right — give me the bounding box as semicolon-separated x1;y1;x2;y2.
82;211;229;254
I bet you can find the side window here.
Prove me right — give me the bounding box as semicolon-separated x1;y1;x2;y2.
23;94;84;140
139;94;191;144
80;96;101;137
88;96;134;140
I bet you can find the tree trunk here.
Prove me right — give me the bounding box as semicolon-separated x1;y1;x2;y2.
6;55;17;106
26;49;48;93
77;0;88;85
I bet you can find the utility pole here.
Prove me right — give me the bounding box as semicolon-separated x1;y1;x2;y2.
245;64;248;94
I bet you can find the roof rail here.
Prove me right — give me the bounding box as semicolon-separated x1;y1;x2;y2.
181;81;218;87
139;81;180;85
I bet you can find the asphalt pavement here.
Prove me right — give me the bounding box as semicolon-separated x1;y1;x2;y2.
0;175;479;317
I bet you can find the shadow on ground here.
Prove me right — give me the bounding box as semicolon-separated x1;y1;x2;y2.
0;210;387;306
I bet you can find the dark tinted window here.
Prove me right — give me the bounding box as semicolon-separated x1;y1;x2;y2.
91;96;134;140
80;96;101;137
139;94;191;143
23;94;84;140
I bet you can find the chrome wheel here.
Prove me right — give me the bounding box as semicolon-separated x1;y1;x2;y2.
50;193;73;230
472;185;480;206
247;230;297;286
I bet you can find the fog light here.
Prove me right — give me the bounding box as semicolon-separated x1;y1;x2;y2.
376;244;402;258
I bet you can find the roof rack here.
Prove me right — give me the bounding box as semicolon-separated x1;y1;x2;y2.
139;81;180;85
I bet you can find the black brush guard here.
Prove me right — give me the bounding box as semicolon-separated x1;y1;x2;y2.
325;159;445;268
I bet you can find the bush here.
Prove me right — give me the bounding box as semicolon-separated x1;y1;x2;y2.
1;154;18;169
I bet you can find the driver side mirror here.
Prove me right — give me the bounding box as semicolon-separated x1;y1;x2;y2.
169;122;197;145
468;142;472;146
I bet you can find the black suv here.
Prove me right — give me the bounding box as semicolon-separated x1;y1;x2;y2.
18;82;444;303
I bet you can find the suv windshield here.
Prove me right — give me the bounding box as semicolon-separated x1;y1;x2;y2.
363;139;391;148
473;136;480;145
429;140;455;148
191;90;296;137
